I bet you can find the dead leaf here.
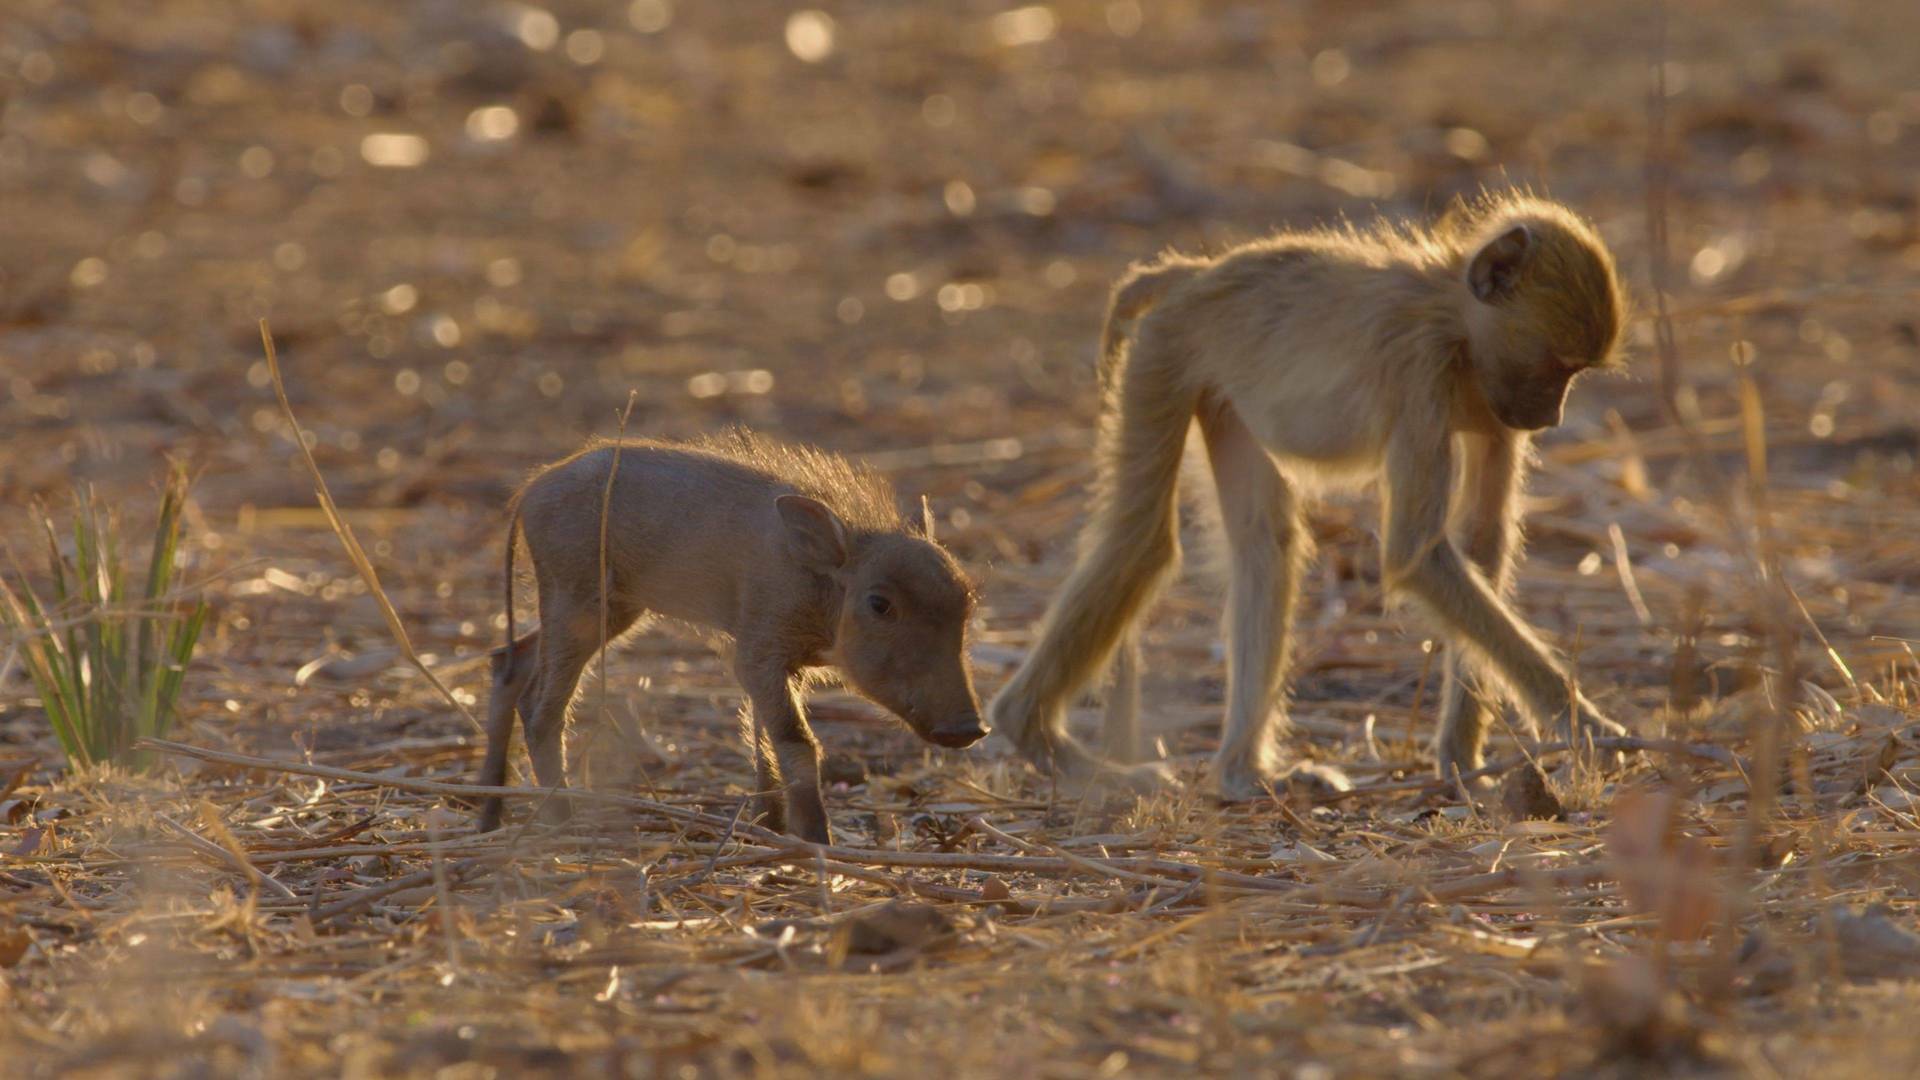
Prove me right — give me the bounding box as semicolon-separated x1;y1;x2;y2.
294;647;399;686
0;761;31;802
1436;924;1539;959
0;925;29;967
1580;954;1702;1061
1270;840;1339;863
1854;733;1900;796
1283;761;1352;802
1607;788;1724;941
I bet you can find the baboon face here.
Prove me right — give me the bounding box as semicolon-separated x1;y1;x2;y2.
831;535;986;748
1478;343;1586;432
1464;222;1624;432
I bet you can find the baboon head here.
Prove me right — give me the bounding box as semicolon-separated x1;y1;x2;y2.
776;495;987;748
1459;200;1628;432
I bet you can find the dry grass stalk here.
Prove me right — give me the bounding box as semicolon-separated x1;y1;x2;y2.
259;320;485;738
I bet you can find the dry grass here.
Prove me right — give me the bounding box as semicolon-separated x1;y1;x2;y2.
4;0;1920;1076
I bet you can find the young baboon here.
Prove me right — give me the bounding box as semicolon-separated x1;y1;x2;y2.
990;191;1631;797
478;430;986;842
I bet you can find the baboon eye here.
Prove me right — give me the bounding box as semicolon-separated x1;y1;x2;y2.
866;594;894;618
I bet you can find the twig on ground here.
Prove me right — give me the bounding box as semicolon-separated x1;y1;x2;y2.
154;814;299;900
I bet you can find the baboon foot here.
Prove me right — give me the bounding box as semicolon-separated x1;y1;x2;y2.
1212;743;1283;802
1212;756;1278;802
1084;758;1177;795
1433;736;1488;788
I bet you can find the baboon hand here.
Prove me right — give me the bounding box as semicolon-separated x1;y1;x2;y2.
1570;698;1628;740
1054;753;1175;799
1213;755;1279;802
989;692;1177;795
1568;698;1632;769
1040;733;1176;795
986;686;1060;767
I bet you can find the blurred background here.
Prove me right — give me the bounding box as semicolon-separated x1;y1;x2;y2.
4;0;1914;492
6;0;1919;731
4;2;1920;1074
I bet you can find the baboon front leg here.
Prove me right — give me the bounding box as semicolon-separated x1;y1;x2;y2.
738;659;829;844
477;631;540;832
988;326;1195;787
1100;629;1144;763
1384;426;1624;762
1434;433;1525;780
1200;399;1307;800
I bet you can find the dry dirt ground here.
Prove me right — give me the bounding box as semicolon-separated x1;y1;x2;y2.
4;1;1920;1076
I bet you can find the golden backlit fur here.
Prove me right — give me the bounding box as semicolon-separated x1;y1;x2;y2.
991;191;1630;796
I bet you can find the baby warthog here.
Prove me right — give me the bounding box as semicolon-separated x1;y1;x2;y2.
476;430;987;842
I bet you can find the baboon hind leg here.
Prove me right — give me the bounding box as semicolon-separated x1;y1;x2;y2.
987;321;1196;785
1199;397;1307;801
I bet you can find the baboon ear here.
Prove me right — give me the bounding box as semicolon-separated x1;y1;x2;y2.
776;494;848;572
1467;225;1532;302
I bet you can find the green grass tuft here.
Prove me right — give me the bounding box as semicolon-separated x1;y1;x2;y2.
0;460;208;772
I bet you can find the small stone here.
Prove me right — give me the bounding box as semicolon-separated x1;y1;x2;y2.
1834;905;1920;979
832;901;957;956
1501;762;1565;821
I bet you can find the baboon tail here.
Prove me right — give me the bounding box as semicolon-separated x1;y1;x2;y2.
1098;254;1207;390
